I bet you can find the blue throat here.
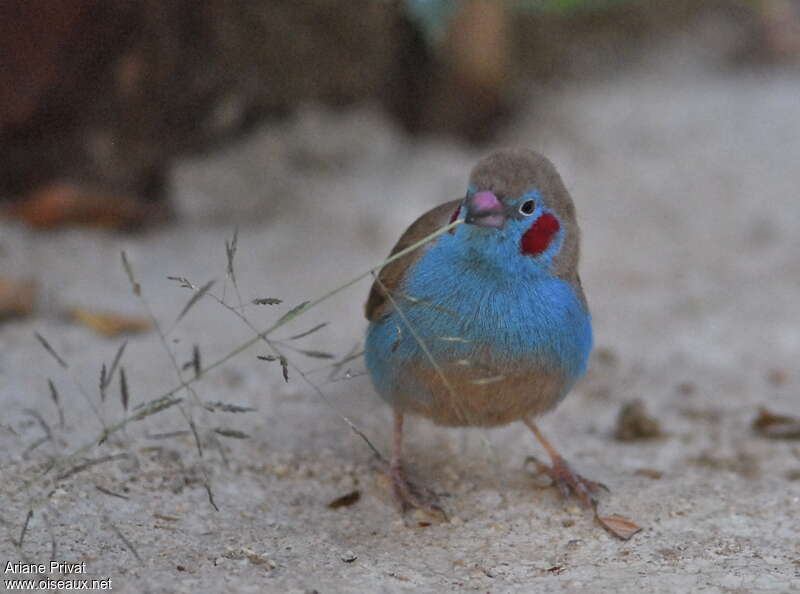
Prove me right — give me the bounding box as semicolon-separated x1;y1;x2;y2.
367;205;593;402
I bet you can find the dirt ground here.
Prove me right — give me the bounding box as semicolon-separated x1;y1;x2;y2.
2;30;800;593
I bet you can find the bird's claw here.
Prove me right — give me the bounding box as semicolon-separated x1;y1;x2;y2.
525;454;608;509
382;460;447;520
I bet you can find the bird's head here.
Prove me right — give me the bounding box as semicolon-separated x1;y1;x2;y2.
449;148;580;278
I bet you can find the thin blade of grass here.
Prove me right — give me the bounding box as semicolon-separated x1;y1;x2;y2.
191;344;201;378
34;331;68;369
47;379;65;427
292;349;335;359
23;408;52;441
95;485;130;500
99;364;107;401
104;516;142;564
176;280;215;323
187;416;203;457
47;378;59;405
106;340;128;387
17;510;33;549
120;251;141;296
204;483;219;511
225;227;238;278
23;436;49;455
129;395;182;422
469;375;506;385
327;345;364;380
277;301;310;325
42;512;57;561
394;291;459;317
119;367;129;411
146;430;191;440
57;453;130;481
288;322;328;340
279;356;289;382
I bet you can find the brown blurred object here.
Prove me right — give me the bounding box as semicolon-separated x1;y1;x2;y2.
0;277;36;321
753;407;800;439
0;0;414;225
596;514;642;540
767;368;788;386
9;182;157;229
0;0;142;194
67;307;151;337
0;0;98;127
751;0;800;61
421;0;510;142
615;399;662;442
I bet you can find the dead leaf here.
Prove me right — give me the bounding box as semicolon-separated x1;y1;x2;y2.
635;468;663;479
0;278;36;321
753;407;800;440
9;182;156;229
596;514;642;540
68;307;151;337
327;490;361;509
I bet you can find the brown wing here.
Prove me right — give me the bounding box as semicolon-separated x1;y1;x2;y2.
365;199;461;322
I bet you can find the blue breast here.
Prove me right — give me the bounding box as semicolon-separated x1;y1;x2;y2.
366;228;593;404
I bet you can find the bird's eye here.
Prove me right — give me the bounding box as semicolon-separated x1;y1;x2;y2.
519;200;536;216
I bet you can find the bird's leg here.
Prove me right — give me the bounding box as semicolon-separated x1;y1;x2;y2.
523;418;606;509
386;410;446;518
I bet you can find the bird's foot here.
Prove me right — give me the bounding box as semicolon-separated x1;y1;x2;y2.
381;460;447;520
526;454;607;509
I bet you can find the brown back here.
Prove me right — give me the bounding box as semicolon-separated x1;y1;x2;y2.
365;199;461;321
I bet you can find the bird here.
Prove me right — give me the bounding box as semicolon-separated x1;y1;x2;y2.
364;148;600;515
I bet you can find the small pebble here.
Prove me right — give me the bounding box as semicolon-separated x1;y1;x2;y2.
566;539;583;550
615;399;662;441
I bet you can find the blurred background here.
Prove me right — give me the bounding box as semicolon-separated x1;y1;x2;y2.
1;0;798;227
2;2;800;591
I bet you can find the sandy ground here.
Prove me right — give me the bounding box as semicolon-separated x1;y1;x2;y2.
2;33;800;593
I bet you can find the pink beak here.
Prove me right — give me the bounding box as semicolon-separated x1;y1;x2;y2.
465;191;506;229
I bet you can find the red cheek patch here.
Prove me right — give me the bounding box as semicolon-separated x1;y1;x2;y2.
521;213;560;256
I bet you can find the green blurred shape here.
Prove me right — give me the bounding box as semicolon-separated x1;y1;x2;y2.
406;0;461;44
406;0;639;45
